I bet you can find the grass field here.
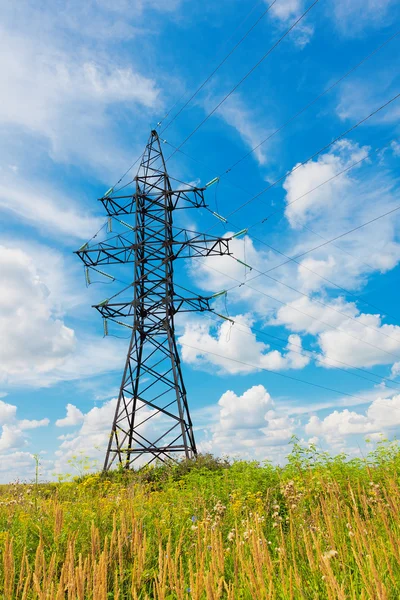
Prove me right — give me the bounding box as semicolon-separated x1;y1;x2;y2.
1;440;400;599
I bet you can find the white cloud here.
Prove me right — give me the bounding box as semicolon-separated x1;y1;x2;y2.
305;393;400;444
0;180;102;239
18;419;50;430
333;0;396;36
0;399;49;455
0;26;160;172
179;314;310;374
56;404;84;427
283;140;369;229
267;0;314;47
0;245;76;384
0;399;17;424
54;397;161;473
198;385;296;459
0;243;128;388
391;362;400;378
218;385;273;430
213;96;272;165
275;295;400;368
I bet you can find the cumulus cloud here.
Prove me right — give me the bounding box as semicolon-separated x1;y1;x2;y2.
0;245;76;384
0;243;128;387
179;314;310;374
56;404;84;427
275;295;400;369
54;397;162;473
198;385;296;459
267;0;314;47
305;393;400;444
0;399;49;454
283;140;369;229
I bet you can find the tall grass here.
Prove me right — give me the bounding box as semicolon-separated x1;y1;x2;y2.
1;441;400;598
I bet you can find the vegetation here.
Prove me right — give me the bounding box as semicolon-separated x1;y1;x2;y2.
1;440;400;599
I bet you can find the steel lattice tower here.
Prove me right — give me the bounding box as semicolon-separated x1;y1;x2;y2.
76;130;232;470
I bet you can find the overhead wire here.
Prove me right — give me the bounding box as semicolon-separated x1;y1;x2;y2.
165;0;321;162
224;92;400;221
101;0;274;193
202;311;400;392
220;29;400;176
160;0;278;134
179;341;400;405
194;256;400;363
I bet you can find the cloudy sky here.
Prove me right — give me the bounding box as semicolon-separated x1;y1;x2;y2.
1;0;400;482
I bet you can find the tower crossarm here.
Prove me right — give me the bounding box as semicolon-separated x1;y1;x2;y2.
75;233;232;267
93;293;213;320
100;186;206;216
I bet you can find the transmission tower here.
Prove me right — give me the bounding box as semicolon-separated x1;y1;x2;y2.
76;130;233;470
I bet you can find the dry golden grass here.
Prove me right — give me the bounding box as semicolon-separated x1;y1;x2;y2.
1;443;400;598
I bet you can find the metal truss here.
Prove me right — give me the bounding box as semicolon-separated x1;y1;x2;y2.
75;130;232;470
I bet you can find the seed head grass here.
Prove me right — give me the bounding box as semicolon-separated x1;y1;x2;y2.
1;441;400;598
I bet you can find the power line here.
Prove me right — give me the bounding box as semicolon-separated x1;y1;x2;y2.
203;311;400;392
220;30;400;176
229;251;400;347
179;341;397;404
202;138;400;325
165;136;399;320
196;257;400;363
226;91;400;220
166;0;321;162
160;0;277;134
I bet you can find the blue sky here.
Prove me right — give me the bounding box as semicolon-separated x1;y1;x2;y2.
1;0;400;482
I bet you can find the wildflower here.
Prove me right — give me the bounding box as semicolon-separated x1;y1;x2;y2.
243;529;253;541
349;531;355;537
213;501;226;516
322;549;338;560
227;530;235;542
191;525;198;531
191;515;197;523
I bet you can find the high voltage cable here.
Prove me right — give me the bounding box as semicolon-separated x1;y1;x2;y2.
195;257;400;363
201;137;400;324
160;0;277;134
89;261;400;391
166;0;321;163
239;199;400;284
228;251;400;346
164;137;398;317
220;30;400;175
179;342;399;405
225;92;400;220
104;1;275;192
202;312;400;392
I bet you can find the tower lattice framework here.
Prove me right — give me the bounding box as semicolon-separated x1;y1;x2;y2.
76;130;232;470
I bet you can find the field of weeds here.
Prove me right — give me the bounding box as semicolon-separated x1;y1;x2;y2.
1;440;400;599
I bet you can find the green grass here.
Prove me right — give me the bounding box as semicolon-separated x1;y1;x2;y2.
1;440;400;598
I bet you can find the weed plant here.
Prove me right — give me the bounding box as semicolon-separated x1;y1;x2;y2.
0;440;399;598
